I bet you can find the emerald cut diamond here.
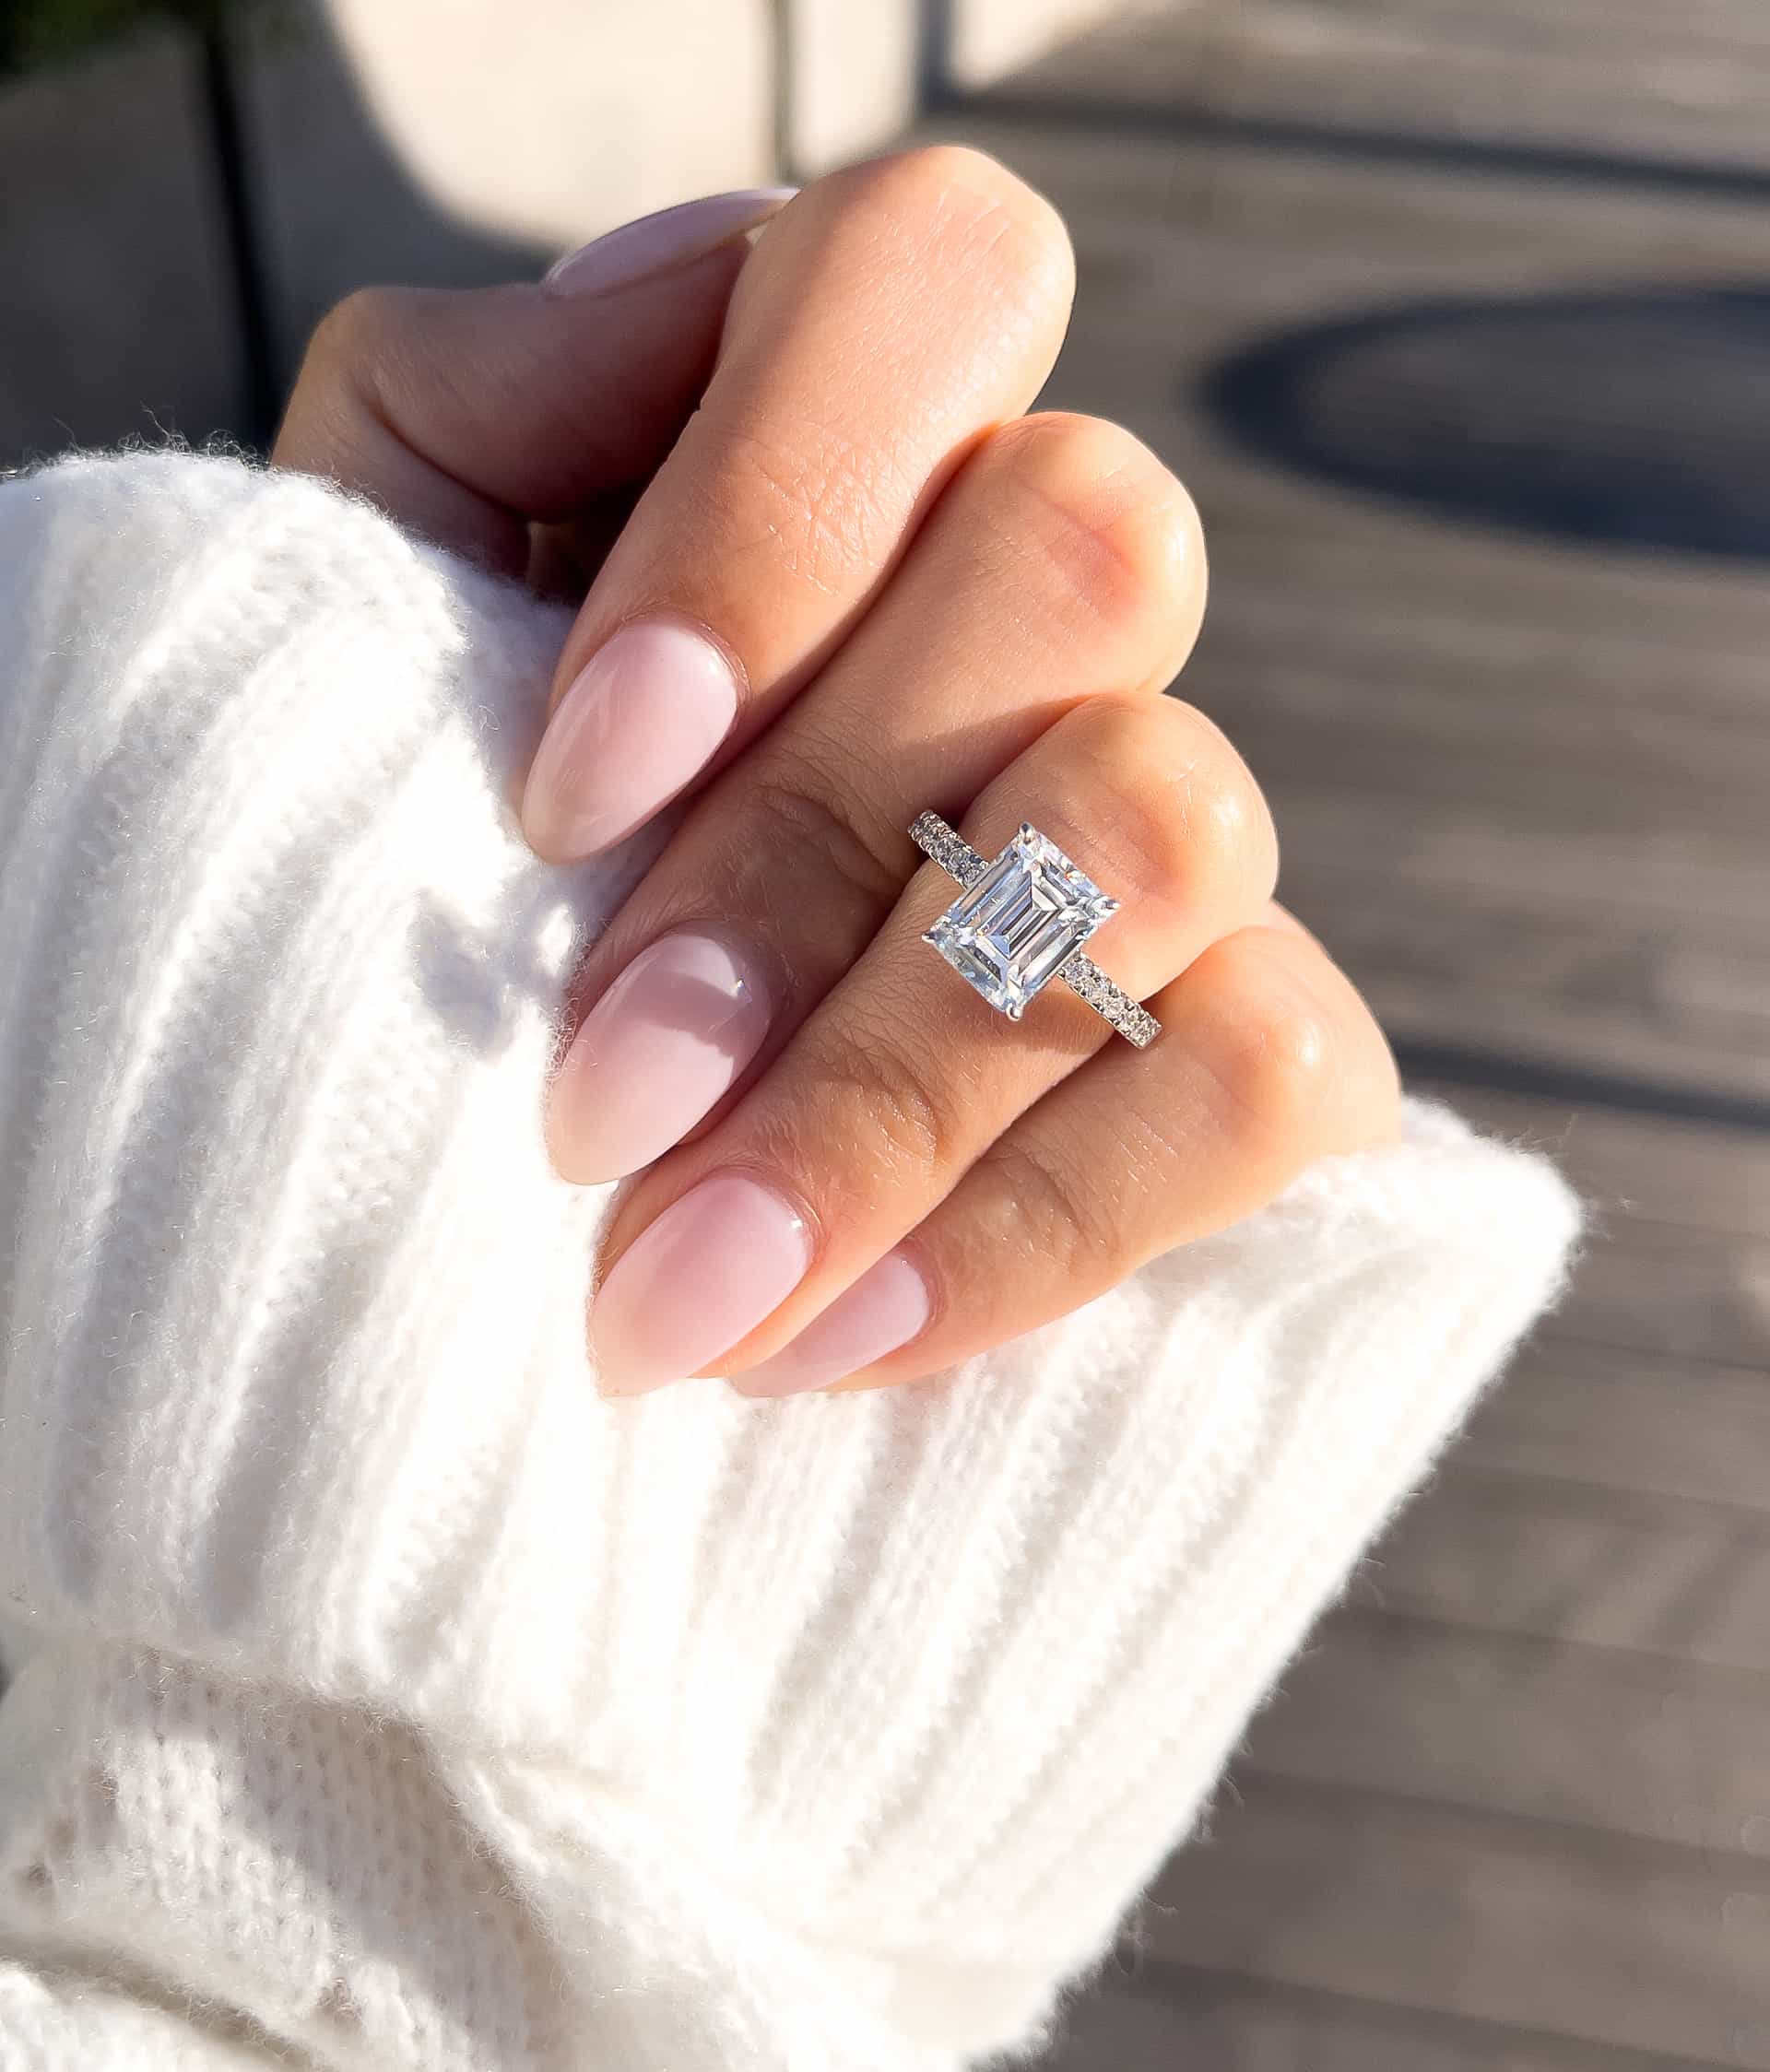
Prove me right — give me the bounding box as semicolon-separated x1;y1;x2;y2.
924;822;1118;1019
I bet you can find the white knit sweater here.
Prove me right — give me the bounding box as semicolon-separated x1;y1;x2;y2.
0;452;1578;2071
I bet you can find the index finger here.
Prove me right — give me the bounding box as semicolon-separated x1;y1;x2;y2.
520;146;1076;863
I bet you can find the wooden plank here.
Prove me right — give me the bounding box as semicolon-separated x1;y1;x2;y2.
1025;131;1770;337
1278;830;1770;1102
1039;1964;1737;2072
1320;918;1769;1109
1428;1086;1770;1239
1411;1092;1770;1368
992;0;1770;174
1135;1776;1770;2068
1246;1607;1770;1857
1369;1465;1770;1671
1546;1217;1770;1372
1462;1338;1770;1512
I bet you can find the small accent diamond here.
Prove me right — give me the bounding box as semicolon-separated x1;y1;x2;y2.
908;810;987;889
1060;955;1161;1048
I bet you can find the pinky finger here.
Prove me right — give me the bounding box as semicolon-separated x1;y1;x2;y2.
733;917;1400;1398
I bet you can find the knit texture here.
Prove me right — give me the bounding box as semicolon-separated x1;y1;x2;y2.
0;452;1580;2068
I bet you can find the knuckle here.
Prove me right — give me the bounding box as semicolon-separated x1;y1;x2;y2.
714;151;1073;587
1266;932;1401;1138
844;144;1074;322
297;287;434;436
982;1133;1125;1280
304;287;404;382
1050;694;1278;916
1184;735;1280;908
801;1013;969;1192
985;413;1204;637
1205;936;1349;1152
740;766;903;924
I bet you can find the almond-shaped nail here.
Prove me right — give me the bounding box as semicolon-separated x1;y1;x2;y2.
732;1250;931;1399
549;934;772;1183
522;618;738;863
592;1174;810;1396
545;187;796;296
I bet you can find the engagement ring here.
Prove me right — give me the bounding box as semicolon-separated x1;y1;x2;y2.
910;812;1161;1048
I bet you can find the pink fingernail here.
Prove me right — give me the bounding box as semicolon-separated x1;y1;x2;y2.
549;934;772;1183
591;1174;811;1396
545;187;797;296
523;619;739;862
732;1250;931;1398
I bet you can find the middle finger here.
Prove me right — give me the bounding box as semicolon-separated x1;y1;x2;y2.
588;690;1278;1394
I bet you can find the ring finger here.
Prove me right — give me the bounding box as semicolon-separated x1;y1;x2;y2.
588;690;1279;1394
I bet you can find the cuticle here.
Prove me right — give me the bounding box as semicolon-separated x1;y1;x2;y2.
608;605;753;719
665;922;783;1025
891;1236;944;1348
726;1164;825;1272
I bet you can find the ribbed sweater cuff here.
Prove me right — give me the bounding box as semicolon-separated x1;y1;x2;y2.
0;452;1580;2064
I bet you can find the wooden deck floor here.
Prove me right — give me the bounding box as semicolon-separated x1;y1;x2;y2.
924;6;1770;2065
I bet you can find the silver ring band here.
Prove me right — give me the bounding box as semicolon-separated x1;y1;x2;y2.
910;811;1162;1048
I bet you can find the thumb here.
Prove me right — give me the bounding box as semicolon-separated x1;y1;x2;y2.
270;190;794;573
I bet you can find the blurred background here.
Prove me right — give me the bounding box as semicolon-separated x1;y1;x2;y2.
6;1;1769;2064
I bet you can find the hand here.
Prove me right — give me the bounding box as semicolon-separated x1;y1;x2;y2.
273;147;1399;1400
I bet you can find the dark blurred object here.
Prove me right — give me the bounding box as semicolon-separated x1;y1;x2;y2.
0;0;250;74
0;2;537;464
1205;288;1770;563
0;0;279;444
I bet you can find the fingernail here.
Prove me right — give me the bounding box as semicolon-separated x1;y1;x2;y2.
549;934;772;1183
591;1174;811;1396
523;619;739;862
732;1250;931;1399
545;187;796;296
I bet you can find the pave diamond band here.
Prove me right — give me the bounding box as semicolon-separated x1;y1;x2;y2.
910;811;1162;1048
1053;953;1162;1049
